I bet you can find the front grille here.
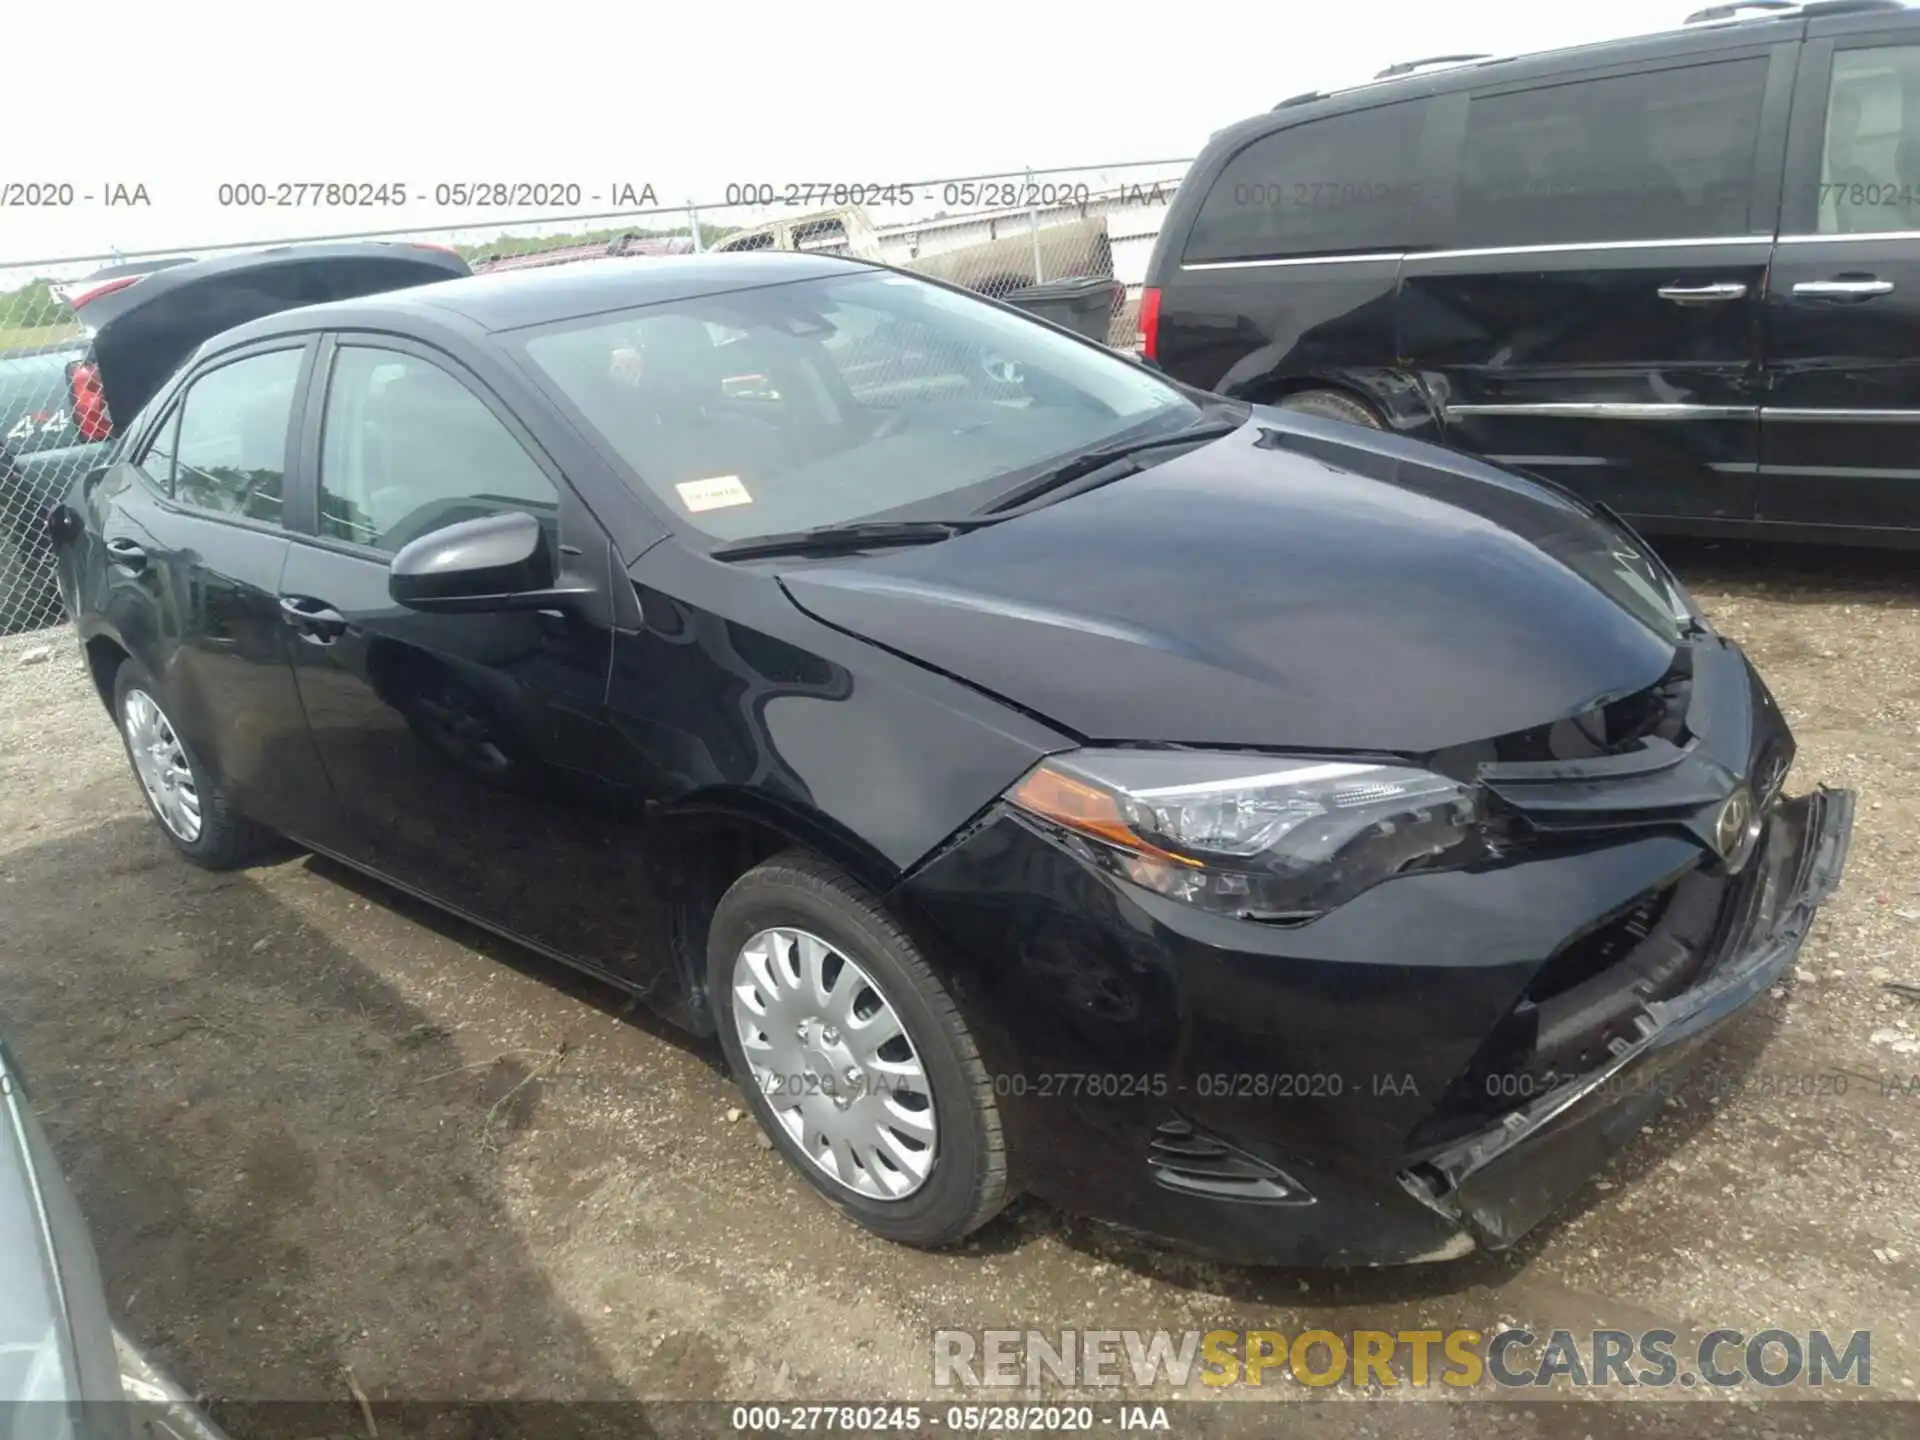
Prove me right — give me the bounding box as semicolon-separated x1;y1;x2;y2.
1524;885;1677;1003
1147;1119;1310;1204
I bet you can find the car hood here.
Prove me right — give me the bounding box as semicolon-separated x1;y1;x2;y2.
77;241;470;426
778;411;1686;753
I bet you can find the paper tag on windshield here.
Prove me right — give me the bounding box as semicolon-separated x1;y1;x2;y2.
676;475;753;512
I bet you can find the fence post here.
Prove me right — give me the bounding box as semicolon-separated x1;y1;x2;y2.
1026;167;1043;285
688;201;704;253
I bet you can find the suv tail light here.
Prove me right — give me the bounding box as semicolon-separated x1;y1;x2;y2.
1137;286;1162;362
67;361;112;442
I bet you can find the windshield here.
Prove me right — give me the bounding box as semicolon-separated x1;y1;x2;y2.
516;269;1198;541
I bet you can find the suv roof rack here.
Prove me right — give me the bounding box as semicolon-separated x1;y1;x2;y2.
1266;0;1909;117
1374;52;1494;79
1802;0;1909;14
1685;0;1903;22
1684;0;1794;19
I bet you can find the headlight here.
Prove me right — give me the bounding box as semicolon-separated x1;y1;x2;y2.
1006;749;1488;922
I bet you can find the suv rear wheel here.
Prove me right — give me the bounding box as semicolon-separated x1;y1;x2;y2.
1276;389;1383;429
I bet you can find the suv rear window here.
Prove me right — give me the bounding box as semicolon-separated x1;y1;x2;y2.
1458;58;1770;247
1183;100;1434;263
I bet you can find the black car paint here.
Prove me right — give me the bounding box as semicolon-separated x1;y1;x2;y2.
54;254;1850;1265
1147;5;1920;544
780;411;1681;753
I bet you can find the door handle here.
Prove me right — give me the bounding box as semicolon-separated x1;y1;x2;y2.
1656;282;1749;304
104;537;146;571
1791;278;1894;300
278;596;349;643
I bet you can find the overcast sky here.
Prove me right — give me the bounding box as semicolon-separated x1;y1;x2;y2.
1;0;1695;276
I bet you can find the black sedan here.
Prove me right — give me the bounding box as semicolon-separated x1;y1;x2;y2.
48;246;1853;1266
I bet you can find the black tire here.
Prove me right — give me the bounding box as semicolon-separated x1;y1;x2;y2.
708;849;1011;1247
1276;388;1384;429
112;657;269;870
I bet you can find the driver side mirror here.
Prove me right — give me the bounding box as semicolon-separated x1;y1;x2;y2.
388;510;589;615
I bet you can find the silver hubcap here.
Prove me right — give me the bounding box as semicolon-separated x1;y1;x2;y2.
122;689;202;843
731;927;937;1200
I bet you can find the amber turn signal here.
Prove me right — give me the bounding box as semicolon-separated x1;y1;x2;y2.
1007;764;1202;867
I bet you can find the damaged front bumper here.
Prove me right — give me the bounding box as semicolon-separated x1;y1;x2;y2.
898;631;1854;1267
1401;786;1854;1250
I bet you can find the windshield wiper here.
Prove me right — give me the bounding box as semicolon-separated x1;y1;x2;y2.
709;518;996;562
979;418;1242;515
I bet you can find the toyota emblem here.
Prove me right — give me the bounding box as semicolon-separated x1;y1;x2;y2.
1713;786;1760;870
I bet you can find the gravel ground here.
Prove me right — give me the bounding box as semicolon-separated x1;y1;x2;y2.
1;540;1917;1438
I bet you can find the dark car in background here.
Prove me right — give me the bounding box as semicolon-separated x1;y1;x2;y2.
1;260;200;632
1141;0;1920;546
0;341;108;632
51;257;198;310
1;244;470;633
46;248;1852;1266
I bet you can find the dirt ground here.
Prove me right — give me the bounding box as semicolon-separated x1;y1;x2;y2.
2;540;1919;1437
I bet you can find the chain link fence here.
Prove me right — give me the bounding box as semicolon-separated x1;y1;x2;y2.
0;159;1189;646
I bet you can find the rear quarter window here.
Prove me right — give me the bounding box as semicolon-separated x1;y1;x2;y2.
1183;100;1435;263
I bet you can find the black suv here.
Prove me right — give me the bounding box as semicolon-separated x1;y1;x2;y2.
1143;0;1920;545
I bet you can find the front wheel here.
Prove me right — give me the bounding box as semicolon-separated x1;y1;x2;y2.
708;850;1011;1247
113;658;268;869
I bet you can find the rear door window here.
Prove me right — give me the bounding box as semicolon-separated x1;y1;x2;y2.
1457;58;1771;247
1817;44;1920;234
148;348;304;522
1183;100;1435;263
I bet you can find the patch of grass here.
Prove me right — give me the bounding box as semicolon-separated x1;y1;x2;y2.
0;321;84;353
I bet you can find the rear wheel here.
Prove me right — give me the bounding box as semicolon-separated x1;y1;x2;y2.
1276;389;1384;429
709;850;1011;1247
113;658;267;869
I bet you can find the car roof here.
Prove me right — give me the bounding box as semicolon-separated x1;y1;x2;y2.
1219;0;1913;146
214;250;865;348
